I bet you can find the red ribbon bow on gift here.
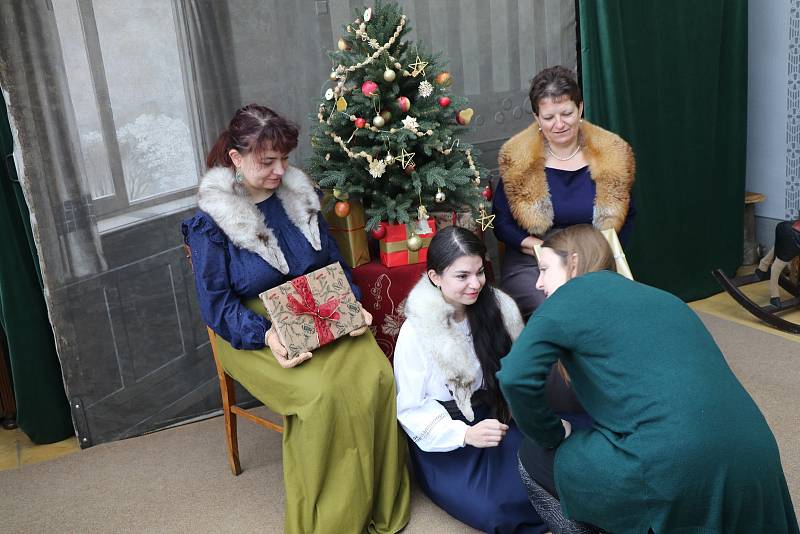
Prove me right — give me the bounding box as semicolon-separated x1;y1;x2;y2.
286;276;341;346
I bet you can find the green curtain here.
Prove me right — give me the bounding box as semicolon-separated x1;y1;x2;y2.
579;0;747;301
0;97;73;443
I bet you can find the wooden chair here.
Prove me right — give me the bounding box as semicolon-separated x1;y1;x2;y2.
184;244;284;476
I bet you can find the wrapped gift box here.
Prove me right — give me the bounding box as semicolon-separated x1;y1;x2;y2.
322;195;370;268
259;263;366;359
378;218;437;267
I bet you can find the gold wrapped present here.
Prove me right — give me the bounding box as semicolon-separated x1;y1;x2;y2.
322;195;370;268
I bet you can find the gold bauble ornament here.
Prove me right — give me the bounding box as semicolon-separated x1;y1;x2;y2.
372;115;386;127
383;68;397;82
337;38;351;51
329;71;338;81
384;153;394;164
407;234;423;251
435;189;446;203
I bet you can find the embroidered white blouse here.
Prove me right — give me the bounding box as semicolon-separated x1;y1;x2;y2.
393;319;481;452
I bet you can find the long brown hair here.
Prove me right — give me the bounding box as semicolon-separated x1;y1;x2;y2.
541;224;615;382
205;104;299;169
541;224;615;276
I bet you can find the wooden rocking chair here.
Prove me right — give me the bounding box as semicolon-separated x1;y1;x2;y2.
712;259;800;334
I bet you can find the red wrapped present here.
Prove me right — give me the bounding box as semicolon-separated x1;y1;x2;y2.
378;218;437;267
258;263;366;359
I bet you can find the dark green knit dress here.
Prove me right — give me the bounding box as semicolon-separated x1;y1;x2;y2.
498;271;798;534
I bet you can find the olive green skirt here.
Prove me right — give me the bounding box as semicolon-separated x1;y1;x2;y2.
215;299;410;534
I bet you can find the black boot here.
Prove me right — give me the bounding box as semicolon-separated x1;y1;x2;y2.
754;268;769;281
770;296;781;308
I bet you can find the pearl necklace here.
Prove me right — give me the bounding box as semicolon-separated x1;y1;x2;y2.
547;144;581;161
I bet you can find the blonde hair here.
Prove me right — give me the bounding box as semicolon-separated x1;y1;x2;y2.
541;224;615;383
542;224;615;276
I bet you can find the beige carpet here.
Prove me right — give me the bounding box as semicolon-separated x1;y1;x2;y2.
0;312;797;533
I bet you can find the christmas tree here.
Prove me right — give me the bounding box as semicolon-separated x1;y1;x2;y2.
306;1;491;233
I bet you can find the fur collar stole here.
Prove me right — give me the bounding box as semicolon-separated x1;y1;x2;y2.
197;165;321;274
403;275;524;421
498;120;635;236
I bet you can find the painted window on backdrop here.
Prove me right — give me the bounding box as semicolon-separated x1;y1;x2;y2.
52;0;202;225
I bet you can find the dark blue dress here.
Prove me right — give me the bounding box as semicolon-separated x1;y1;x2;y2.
492;166;635;317
408;402;549;534
493;166;635;249
181;194;359;349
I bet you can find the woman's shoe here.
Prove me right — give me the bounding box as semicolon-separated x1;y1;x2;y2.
754;268;769;281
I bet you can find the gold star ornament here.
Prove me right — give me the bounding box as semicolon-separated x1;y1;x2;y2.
408;56;429;77
476;208;495;231
398;148;416;169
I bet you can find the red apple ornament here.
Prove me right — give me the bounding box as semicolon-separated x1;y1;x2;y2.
361;80;379;97
354;117;367;128
396;96;411;113
438;96;451;108
481;186;493;201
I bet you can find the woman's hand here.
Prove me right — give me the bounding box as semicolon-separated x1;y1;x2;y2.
464;419;509;448
348;305;373;337
266;328;312;368
520;235;543;257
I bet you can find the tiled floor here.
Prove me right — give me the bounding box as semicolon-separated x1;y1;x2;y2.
0;427;79;471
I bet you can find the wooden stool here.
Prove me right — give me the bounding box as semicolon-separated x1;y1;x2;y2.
184;245;284;476
743;191;766;265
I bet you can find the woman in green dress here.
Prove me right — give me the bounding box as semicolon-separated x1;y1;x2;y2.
497;224;798;534
183;104;410;533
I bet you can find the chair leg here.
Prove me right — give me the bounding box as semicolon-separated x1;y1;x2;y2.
219;371;242;476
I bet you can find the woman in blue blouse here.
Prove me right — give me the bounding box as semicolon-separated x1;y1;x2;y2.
182;104;410;534
493;66;636;319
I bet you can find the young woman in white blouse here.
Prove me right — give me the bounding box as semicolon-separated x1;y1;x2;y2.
393;226;547;534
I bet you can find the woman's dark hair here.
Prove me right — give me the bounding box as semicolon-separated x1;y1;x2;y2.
427;226;517;423
206;104;299;169
528;66;583;115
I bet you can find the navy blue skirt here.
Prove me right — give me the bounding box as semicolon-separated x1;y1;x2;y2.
407;403;548;534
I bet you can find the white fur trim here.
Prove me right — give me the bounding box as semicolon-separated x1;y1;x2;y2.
404;277;522;422
496;290;525;340
197;165;322;275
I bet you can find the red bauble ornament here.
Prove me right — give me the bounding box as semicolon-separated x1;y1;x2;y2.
334;201;351;218
361;80;379;97
396;96;411;113
438;96;451;108
354;117;367;128
370;222;387;240
481;186;493;201
435;71;451;85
